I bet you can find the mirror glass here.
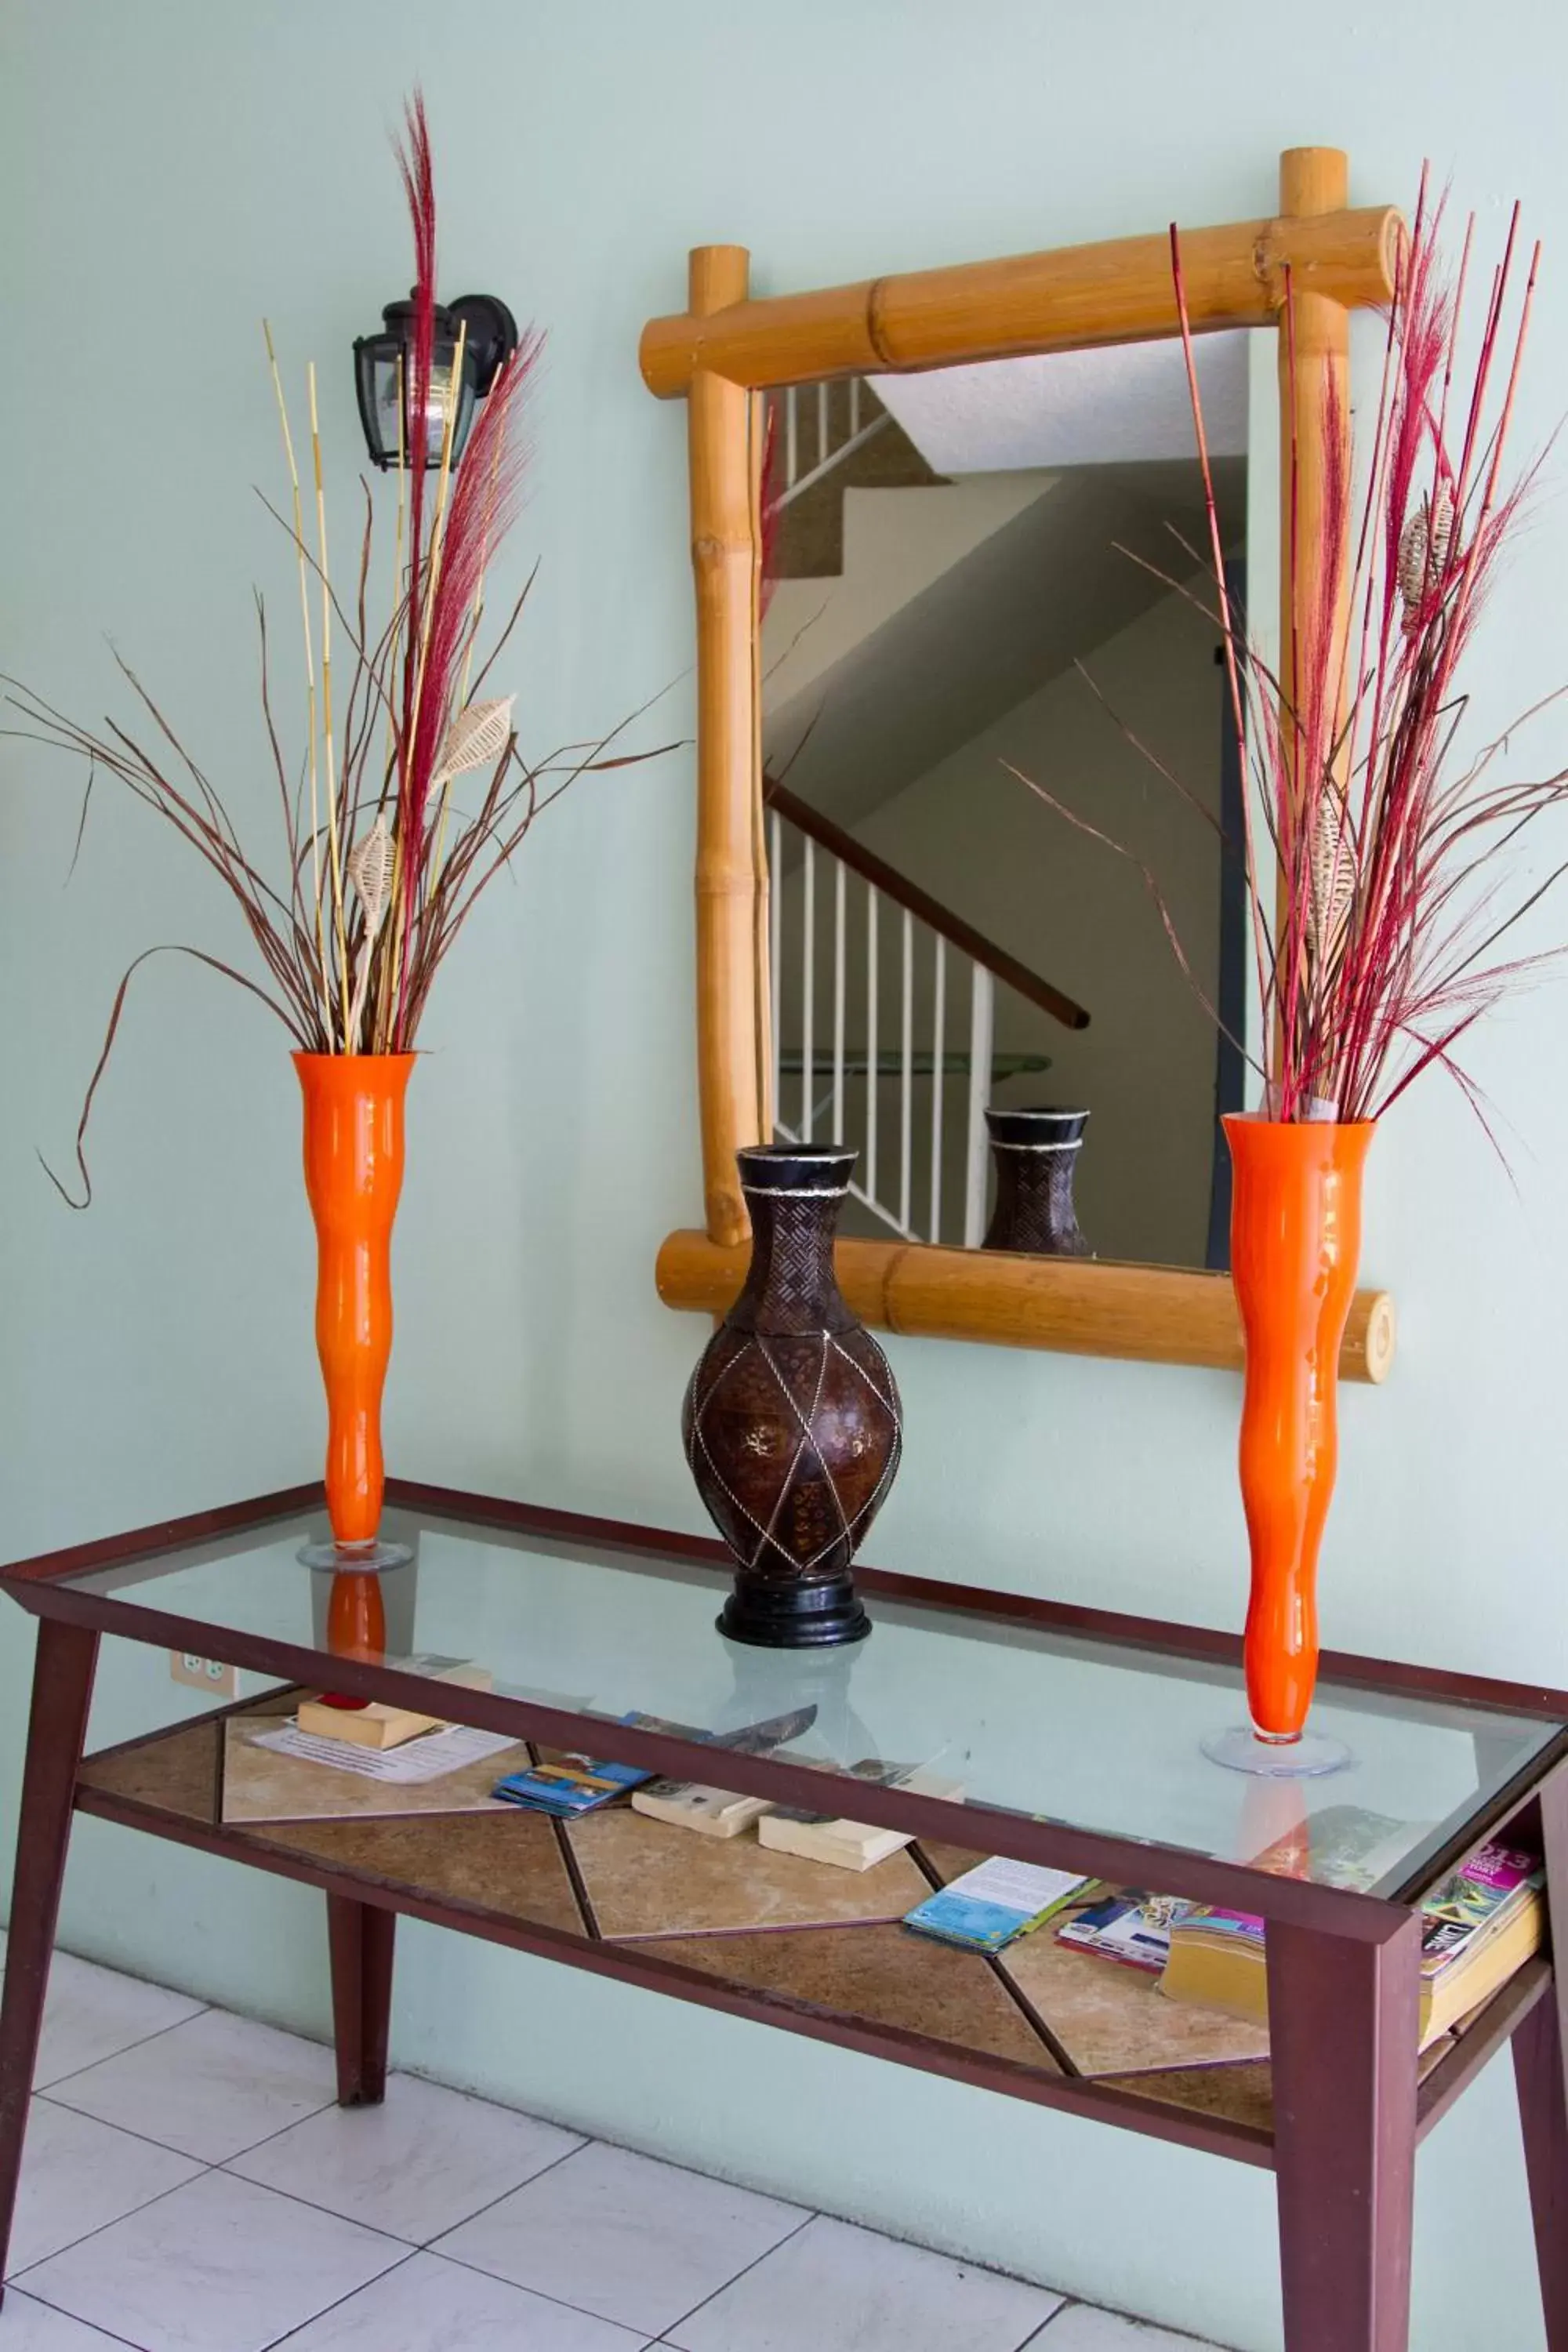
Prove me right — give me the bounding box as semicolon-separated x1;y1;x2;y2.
760;338;1251;1271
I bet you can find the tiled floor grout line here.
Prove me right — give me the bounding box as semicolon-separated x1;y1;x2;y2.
652;2206;818;2342
260;2244;423;2352
171;2163;419;2252
216;2118;590;2249
5;2138;226;2292
201;2086;371;2169
33;2084;338;2172
431;2226;784;2337
395;2129;590;2243
34;1998;214;2096
1023;2301;1080;2339
5;2278;154;2352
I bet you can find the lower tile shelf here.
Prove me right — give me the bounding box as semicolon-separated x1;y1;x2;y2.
72;1691;1546;2173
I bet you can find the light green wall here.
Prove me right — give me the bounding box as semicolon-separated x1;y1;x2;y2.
4;5;1568;2346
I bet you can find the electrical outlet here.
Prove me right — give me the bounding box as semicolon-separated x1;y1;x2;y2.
169;1651;239;1698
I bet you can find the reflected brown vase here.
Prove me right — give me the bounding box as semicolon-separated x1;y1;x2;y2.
683;1145;902;1647
295;1053;415;1550
982;1105;1091;1254
1225;1115;1374;1741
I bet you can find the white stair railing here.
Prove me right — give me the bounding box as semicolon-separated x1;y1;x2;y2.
767;379;890;517
769;799;1052;1249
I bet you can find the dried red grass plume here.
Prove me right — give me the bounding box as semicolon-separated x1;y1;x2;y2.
6;89;670;1204
1014;169;1566;1137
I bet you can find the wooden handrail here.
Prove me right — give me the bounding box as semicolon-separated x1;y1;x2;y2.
764;775;1090;1033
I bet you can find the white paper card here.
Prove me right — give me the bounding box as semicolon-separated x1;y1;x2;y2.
946;1857;1086;1914
253;1721;520;1784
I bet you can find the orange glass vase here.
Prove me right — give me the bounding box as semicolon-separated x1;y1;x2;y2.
295;1053;414;1563
325;1570;387;1660
1214;1114;1374;1769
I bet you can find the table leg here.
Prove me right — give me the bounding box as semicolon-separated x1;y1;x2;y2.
0;1618;100;2294
1515;1767;1568;2347
1268;1914;1422;2352
326;1896;394;2106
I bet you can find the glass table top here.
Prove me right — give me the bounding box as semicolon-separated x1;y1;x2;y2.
53;1497;1562;1900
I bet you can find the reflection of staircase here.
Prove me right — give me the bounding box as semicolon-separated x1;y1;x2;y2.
767;381;946;579
765;776;1088;1250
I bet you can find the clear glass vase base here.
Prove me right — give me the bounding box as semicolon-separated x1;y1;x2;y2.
297;1538;414;1573
1200;1724;1353;1778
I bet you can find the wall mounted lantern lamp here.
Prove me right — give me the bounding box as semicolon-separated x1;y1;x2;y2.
353;291;519;470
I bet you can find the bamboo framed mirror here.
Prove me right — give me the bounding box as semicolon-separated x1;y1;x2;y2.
642;149;1399;1381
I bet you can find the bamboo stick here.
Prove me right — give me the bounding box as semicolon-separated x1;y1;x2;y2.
369;357;408;1052
641;205;1401;397
689;246;764;1249
1277;150;1354;958
307;362;353;1042
748;389;774;1143
263;323;333;1044
655;1229;1397;1385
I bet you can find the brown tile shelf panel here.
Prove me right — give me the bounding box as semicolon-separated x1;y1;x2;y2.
648;1924;1058;2072
70;1700;1552;2171
563;1805;932;1940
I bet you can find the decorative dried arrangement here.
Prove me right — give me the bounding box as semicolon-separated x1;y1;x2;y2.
1017;172;1566;1132
1013;177;1568;1768
7;92;665;1204
1200;180;1566;1128
5;92;669;1565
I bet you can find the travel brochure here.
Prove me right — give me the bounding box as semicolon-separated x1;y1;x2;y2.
903;1857;1091;1955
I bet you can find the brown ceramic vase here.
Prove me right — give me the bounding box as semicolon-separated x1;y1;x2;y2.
682;1145;902;1647
982;1105;1091;1255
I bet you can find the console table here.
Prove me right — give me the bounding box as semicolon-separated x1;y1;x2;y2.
2;1481;1565;2352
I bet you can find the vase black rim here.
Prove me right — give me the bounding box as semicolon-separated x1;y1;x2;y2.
737;1143;856;1195
985;1105;1089;1146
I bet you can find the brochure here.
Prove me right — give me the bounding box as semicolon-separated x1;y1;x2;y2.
903;1857;1090;1955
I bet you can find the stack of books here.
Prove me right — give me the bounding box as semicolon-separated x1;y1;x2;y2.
1160;1835;1544;2048
1055;1890;1188;1973
297;1658;492;1750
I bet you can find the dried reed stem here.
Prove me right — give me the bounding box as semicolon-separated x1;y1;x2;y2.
426;391;506;905
263;321;333;1038
307;361;352;1044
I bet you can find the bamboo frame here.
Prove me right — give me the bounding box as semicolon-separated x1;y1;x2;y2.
657;1229;1396;1383
646;150;1403;1374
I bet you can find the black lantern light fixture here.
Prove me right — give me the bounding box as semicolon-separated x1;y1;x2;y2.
354;291;519;471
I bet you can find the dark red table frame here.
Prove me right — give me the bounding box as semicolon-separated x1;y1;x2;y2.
1;1480;1566;2352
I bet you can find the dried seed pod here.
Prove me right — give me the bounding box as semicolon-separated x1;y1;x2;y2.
430;696;516;789
1398;488;1455;620
347;813;394;932
1309;789;1356;957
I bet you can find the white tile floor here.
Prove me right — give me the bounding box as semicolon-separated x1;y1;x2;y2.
0;1940;1225;2351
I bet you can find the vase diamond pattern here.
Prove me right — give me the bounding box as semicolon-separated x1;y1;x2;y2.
684;1145;902;1647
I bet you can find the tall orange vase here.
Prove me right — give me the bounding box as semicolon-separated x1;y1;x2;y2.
295;1054;414;1556
1221;1115;1374;1754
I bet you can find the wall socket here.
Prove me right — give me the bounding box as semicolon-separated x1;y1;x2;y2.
169;1651;239;1698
